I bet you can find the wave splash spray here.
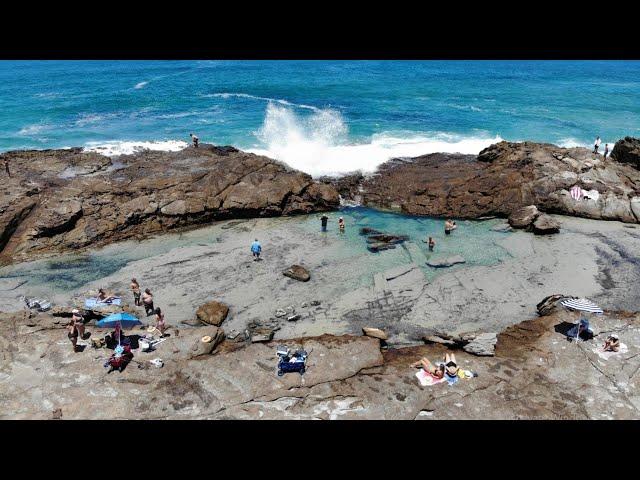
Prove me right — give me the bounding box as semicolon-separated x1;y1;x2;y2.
248;103;503;177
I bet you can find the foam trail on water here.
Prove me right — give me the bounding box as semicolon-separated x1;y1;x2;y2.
206;92;321;111
83;140;188;156
247;103;503;177
134;81;149;89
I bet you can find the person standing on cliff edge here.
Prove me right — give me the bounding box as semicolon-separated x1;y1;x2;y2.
593;136;601;154
604;143;609;159
4;158;9;178
190;133;199;148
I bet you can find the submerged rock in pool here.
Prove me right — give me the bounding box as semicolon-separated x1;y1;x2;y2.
426;255;466;268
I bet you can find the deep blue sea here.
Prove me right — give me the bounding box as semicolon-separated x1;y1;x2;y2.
1;60;639;176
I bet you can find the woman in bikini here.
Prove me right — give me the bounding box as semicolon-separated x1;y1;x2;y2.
410;357;445;379
130;278;141;306
142;288;154;317
338;217;345;233
97;288;117;303
68;309;86;352
603;334;620;352
154;307;167;336
443;353;460;381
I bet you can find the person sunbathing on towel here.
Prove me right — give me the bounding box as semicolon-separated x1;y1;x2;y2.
97;288;117;303
603;334;620;352
410;357;445;379
443;353;460;379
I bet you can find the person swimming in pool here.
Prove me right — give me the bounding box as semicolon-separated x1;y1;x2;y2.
338;217;345;233
428;236;435;251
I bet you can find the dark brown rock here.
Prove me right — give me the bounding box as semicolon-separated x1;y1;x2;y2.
283;265;310;282
189;326;225;357
508;205;540;228
532;214;560;234
0;147;339;265
195;301;229;327
611;136;640;170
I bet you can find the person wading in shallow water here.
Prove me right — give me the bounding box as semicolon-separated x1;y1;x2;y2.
190;133;199;148
428;236;435;251
321;214;329;232
338;217;345;233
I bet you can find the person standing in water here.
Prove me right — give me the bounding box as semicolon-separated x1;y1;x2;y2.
604;143;609;159
444;219;457;235
251;238;262;261
593;136;601;154
338;217;345;233
190;133;199;148
428;236;435;251
321;214;328;232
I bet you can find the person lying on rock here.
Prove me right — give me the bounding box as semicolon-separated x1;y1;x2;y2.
97;288;118;303
603;334;620;352
410;357;445;379
142;288;154;316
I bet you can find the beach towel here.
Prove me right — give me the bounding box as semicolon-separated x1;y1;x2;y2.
85;297;122;308
415;369;446;387
594;342;628;360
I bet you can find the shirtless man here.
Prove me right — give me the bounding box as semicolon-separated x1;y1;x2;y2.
142;288;154;317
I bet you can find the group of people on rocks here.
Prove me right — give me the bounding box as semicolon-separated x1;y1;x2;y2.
593;136;609;158
66;280;166;353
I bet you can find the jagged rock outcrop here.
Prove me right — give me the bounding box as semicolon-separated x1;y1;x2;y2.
0;145;339;265
330;140;640;224
195;301;229;327
611;136;640;170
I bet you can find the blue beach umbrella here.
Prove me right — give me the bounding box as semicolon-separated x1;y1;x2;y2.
96;312;142;329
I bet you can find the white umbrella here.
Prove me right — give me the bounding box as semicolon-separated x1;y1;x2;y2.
561;298;603;341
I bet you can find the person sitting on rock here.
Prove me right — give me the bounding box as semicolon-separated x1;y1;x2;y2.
154;307;167;337
410;356;445;379
251;239;262;261
603;334;620;352
68;309;88;352
97;288;117;303
142;288;154;317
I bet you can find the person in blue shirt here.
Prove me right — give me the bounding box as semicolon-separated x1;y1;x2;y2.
251;239;262;261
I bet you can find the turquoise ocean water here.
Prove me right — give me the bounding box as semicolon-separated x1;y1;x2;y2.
1;60;639;176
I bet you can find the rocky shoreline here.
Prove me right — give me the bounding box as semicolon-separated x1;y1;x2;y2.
330;138;640;224
2;138;640;419
0;144;339;265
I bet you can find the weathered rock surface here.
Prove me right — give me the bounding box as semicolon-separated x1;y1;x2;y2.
426;255;466;268
188;326;225;357
509;205;540;228
3;307;640;419
0;146;339;265
611;136;640;170
532;214;560;235
329;141;640;224
462;332;497;356
362;327;388;340
283;265;310;282
195;301;229;326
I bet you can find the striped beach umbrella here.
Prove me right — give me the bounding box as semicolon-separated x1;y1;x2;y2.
560;298;603;314
570;185;583;201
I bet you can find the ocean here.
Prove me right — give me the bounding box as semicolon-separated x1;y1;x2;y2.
1;60;639;176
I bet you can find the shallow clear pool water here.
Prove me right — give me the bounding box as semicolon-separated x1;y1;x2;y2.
0;207;511;294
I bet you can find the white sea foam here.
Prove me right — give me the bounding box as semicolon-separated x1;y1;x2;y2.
247;103;502;177
206;92;320;111
134;81;149;89
83;140;188;156
18;124;51;135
